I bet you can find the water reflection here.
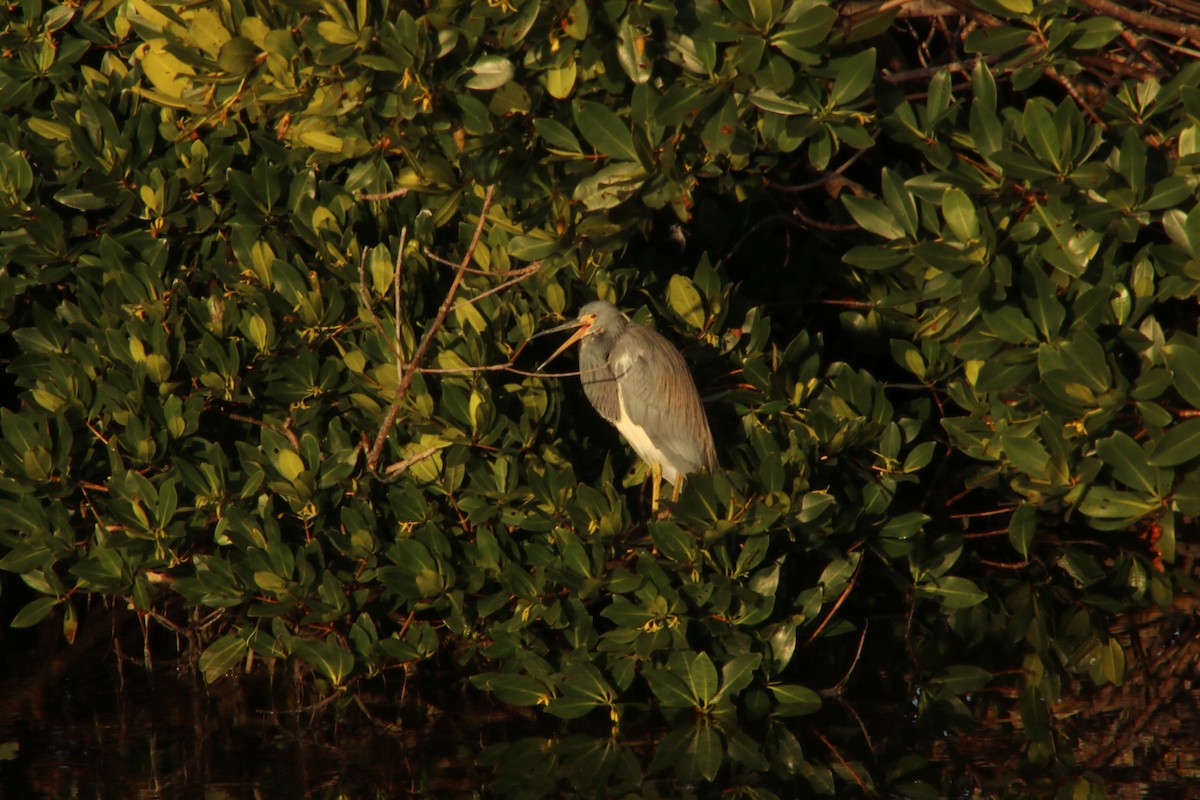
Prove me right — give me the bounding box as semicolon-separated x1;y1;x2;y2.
1;658;923;798
0;651;1193;798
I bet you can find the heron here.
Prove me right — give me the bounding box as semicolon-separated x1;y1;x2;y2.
538;301;717;511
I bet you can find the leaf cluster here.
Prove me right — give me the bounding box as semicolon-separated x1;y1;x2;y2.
1;0;1198;792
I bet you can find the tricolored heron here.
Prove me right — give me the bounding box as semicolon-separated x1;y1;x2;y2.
539;301;717;511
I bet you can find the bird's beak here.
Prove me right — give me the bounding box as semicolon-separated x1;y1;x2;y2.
537;318;593;371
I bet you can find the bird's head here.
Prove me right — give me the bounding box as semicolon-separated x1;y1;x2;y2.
536;301;626;370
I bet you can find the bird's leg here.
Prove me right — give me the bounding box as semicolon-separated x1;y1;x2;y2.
650;462;662;515
653;476;682;520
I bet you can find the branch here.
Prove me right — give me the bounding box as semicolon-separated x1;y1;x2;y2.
229;412;301;451
367;186;496;471
358;187;410;202
840;0;957;18
449;262;542;314
384;445;443;476
1078;0;1200;44
882;55;999;84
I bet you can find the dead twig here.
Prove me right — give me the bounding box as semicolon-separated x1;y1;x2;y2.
1078;0;1200;45
228;412;301;451
358;187;410;202
806;553;863;645
449;262;543;314
367;186;496;471
383;445;443;477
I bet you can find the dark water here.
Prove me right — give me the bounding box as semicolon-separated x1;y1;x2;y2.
1;654;911;799
0;659;523;798
2;646;1196;798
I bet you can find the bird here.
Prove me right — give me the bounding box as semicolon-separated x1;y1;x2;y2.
538;301;717;511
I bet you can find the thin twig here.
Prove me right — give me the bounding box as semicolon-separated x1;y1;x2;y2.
806;554;863;645
1077;0;1200;44
384;445;443;476
394;228;405;377
358;246;396;360
841;0;956;19
448;263;542;314
770;132;879;194
423;247;542;277
826;619;870;696
1044;63;1105;128
358;187;410;202
367;186;496;471
794;208;859;232
229;412;301;451
812;726;879;797
882;55;998;84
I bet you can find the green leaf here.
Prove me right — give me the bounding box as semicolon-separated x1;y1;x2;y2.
1062;334;1110;392
1007;502;1036;558
771;7;837;57
293;639;354;685
467;55;515;90
928;664;993;694
843;245;908;270
480;673;547;706
1148;418;1200;467
716;653;762;701
644;667;698;708
508;235;561;261
561;661;614;703
843;196;904;240
1096;432;1160;495
199;634;248;683
829;49;876;106
879;512;929;540
1001;432;1051;477
666;274;706;330
1141;175;1196;211
965;25;1030;56
10;596;58;628
682;651;719;706
615;15;651;84
748;89;812;116
544;61;576;100
918;576;987;609
1022;100;1062;170
276;449;305;481
573;100;639;162
882;168;917;238
1164;344;1200;408
533;117;581;152
768;683;822;715
1077;485;1157;519
1021;266;1064;339
544;694;600;719
941;190;980;246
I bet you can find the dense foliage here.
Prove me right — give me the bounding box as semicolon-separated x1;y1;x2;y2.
2;0;1198;794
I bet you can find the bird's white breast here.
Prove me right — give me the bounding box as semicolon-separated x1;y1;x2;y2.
615;379;680;487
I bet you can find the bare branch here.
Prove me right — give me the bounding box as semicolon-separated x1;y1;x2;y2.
358;244;403;362
367;186;497;471
384;445;443;476
229;412;301;451
393;227;408;383
449;262;542;314
358;187;410;202
840;0;957;18
424;246;545;277
1078;0;1200;44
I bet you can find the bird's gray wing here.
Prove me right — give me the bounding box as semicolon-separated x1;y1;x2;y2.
609;325;716;475
578;337;621;424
